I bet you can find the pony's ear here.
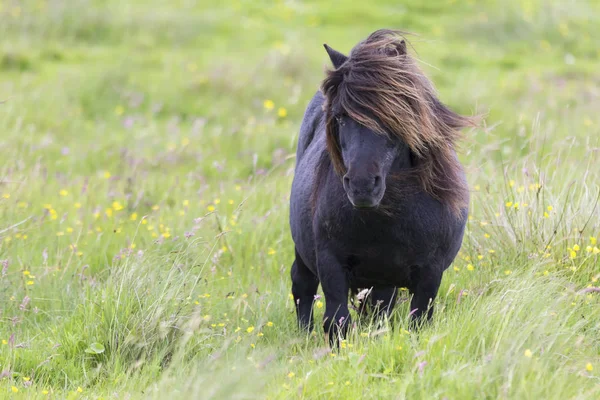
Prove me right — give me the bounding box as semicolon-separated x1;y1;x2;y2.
397;39;407;55
386;39;406;56
323;44;348;69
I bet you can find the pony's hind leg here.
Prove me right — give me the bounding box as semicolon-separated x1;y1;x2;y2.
408;268;442;329
291;250;319;332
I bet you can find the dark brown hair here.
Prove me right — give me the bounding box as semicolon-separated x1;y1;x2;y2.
321;29;477;215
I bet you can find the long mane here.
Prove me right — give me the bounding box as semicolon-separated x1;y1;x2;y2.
320;29;477;216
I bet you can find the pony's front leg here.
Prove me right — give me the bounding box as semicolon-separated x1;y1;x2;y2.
317;249;351;348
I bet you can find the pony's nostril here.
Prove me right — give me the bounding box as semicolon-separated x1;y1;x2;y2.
343;175;350;188
373;175;382;189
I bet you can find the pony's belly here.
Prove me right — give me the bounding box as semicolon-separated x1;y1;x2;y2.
345;252;414;289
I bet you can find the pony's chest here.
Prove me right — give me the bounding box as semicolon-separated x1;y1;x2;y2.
318;210;440;285
321;209;429;248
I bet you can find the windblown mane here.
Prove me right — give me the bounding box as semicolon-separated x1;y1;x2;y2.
320;29;477;215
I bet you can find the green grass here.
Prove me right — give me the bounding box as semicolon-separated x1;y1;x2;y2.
1;0;600;398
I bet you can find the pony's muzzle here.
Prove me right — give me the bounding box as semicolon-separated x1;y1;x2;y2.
343;173;384;208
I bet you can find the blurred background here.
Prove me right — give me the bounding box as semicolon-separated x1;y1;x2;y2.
1;1;599;398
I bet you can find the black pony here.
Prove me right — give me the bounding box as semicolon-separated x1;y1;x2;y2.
289;30;476;345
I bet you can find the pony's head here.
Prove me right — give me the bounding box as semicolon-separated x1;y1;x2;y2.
333;112;404;209
321;29;477;212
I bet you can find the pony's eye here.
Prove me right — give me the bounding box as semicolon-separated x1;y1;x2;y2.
336;116;345;127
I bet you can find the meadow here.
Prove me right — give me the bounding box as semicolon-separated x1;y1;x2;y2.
1;0;600;398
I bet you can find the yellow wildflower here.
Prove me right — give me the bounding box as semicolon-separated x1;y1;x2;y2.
569;250;577;259
247;326;255;333
263;100;275;110
524;349;532;358
586;363;593;372
278;107;288;118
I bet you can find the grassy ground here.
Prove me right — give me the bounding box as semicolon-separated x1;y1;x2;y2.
1;0;600;398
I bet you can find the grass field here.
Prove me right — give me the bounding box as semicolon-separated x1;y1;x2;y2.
1;0;600;398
